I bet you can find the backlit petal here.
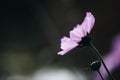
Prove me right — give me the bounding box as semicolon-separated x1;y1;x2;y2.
60;36;78;50
81;12;95;33
58;36;78;55
70;26;86;42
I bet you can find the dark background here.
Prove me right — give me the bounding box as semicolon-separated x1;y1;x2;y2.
0;0;120;79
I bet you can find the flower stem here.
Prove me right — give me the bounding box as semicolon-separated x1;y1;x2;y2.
89;43;115;80
97;70;105;80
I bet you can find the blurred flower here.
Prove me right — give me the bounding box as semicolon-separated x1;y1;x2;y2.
58;12;95;55
32;67;88;80
94;34;120;80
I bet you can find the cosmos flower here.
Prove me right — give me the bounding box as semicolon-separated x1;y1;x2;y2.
58;12;95;55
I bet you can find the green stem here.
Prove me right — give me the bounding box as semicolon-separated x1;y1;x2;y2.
89;43;115;80
97;70;105;80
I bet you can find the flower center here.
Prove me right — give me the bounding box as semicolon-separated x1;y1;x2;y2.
78;35;91;47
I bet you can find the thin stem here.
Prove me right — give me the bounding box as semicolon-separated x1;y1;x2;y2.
97;70;105;80
89;43;115;80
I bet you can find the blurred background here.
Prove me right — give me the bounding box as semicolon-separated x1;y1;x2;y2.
0;0;120;80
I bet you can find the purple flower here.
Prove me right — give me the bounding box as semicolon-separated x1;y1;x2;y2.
93;34;120;80
58;12;95;55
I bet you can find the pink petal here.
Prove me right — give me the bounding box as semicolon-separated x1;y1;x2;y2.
60;36;78;50
58;36;78;55
70;26;86;42
58;49;71;55
81;12;95;33
69;12;95;42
